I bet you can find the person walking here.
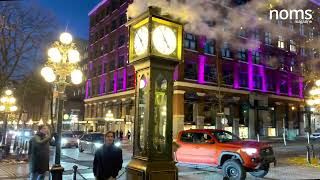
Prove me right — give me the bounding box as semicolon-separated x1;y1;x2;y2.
28;125;53;180
119;130;123;141
127;130;131;141
93;131;123;180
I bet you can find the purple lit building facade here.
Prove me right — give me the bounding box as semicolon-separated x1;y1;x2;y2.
84;0;319;138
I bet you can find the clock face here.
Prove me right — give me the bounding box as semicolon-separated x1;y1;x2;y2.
152;25;177;55
134;26;149;56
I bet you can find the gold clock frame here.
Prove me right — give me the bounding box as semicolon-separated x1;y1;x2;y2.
128;9;183;64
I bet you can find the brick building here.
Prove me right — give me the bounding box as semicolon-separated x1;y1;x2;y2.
84;0;320;139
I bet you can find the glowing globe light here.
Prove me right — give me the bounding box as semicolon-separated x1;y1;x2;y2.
139;79;146;89
48;48;62;63
10;105;17;112
9;97;16;104
0;97;7;103
5;90;12;95
0;105;5;111
307;99;315;106
71;69;83;84
41;67;56;83
44;73;56;83
60;32;73;45
68;49;80;63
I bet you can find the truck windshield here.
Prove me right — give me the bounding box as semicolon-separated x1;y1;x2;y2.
212;131;240;143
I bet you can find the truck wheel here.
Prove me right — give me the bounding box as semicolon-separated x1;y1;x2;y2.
222;159;246;180
249;165;269;178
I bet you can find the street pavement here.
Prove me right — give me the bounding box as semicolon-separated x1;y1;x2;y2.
1;139;320;180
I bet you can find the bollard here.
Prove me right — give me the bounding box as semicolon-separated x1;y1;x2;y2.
73;165;78;180
311;144;315;158
306;145;311;164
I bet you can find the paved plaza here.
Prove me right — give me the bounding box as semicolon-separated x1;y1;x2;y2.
1;140;320;180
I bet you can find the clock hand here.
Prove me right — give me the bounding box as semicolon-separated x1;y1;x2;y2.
137;32;144;48
159;27;170;49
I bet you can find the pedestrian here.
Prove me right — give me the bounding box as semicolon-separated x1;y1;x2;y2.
127;130;131;140
119;130;123;141
115;130;119;139
93;131;123;180
28;125;53;180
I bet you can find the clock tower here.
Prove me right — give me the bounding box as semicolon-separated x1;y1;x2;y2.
126;7;183;180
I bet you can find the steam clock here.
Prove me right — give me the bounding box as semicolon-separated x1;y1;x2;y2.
126;7;183;180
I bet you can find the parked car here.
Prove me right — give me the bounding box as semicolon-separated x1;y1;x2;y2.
61;132;78;148
78;133;104;154
175;129;276;180
310;129;320;140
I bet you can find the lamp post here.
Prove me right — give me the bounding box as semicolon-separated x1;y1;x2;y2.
0;89;18;145
305;79;320;138
41;32;83;180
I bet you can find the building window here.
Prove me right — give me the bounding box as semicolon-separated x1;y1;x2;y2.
222;69;233;85
118;55;125;68
111;19;117;31
265;32;272;45
252;50;260;64
288;21;294;31
128;74;134;88
253;74;262;89
184;33;196;50
119;13;127;26
109;59;115;71
238;27;246;37
184;63;197;80
292;81;299;95
300;47;305;56
252;28;259;40
109;78;114;92
309;28;314;39
204;64;217;82
117;75;123;91
204;39;214;54
299;24;304;36
267;75;276;92
277;19;283;26
237;48;247;61
239;72;248;88
264;54;274;68
221;42;231;58
98;64;102;75
105;63;110;74
289;40;296;52
277;36;285;49
280;79;288;94
118;35;126;47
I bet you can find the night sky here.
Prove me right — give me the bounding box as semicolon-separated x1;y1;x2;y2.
32;0;100;40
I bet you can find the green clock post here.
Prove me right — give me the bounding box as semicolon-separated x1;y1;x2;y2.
126;7;183;180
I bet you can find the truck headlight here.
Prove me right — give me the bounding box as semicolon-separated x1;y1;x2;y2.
94;143;103;148
242;148;257;155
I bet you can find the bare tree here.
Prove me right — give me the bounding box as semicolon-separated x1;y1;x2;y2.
0;2;56;91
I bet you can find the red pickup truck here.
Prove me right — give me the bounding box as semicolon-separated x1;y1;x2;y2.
175;129;276;180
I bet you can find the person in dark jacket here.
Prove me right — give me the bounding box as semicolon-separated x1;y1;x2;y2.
93;131;123;180
28;125;53;180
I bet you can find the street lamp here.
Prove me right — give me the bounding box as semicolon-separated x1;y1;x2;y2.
40;32;83;180
0;89;17;145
